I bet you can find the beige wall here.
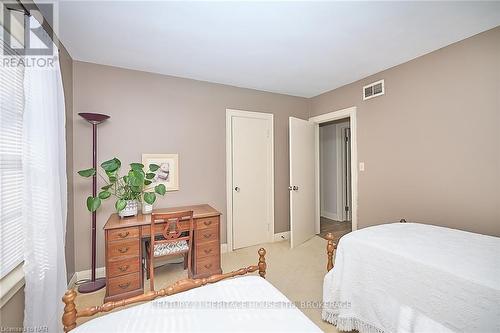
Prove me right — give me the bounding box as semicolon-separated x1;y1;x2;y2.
311;27;500;236
72;61;310;271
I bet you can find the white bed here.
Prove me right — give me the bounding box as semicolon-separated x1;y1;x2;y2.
323;223;500;333
73;275;321;332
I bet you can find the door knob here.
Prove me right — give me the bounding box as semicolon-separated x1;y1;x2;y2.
234;186;240;192
293;186;299;191
288;186;293;191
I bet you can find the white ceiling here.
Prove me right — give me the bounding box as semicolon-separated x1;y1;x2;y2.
50;1;500;97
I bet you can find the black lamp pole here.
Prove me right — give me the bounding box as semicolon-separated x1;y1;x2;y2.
78;112;109;293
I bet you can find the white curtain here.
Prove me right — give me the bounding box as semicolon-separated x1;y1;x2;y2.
23;17;68;333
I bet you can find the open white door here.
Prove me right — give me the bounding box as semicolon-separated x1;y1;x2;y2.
289;117;316;248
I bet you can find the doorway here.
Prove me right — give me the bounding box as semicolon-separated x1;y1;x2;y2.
318;119;352;240
289;106;357;248
226;109;274;251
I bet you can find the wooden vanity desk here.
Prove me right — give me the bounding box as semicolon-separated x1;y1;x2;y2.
103;204;222;302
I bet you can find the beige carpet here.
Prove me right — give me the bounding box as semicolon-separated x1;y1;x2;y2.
73;236;339;332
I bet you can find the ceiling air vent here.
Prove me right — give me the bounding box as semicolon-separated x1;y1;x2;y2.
363;79;384;100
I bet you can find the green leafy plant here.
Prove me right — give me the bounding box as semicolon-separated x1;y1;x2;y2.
78;157;166;212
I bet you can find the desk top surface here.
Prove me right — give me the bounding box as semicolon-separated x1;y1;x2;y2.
104;204;221;230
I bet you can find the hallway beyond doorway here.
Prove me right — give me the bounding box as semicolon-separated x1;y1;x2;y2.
318;217;351;243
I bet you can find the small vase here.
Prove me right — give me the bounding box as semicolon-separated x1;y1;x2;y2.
142;203;153;214
119;200;138;218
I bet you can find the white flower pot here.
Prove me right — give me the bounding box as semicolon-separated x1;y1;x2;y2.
119;200;138;218
142;203;153;214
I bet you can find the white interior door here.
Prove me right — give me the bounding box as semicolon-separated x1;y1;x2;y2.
231;114;273;249
289;117;316;248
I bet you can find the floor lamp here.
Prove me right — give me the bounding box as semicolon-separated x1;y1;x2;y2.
78;112;109;293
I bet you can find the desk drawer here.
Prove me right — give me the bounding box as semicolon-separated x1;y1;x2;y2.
108;227;139;241
107;239;140;259
195;256;220;276
108;257;140;277
108;272;141;296
196;217;219;230
195;226;218;244
196;240;220;259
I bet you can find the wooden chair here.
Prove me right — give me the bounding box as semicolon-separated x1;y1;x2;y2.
145;210;194;291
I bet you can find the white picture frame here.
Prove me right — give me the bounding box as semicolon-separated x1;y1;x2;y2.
142;153;179;192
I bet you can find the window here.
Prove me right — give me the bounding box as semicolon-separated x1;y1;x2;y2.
0;28;25;278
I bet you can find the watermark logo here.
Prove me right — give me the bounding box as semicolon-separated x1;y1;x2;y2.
2;2;53;56
1;2;57;69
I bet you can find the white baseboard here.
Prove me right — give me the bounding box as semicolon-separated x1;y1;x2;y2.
274;231;290;242
67;266;106;289
321;211;340;221
76;266;106;281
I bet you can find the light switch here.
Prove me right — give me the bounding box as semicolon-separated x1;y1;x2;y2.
359;162;365;172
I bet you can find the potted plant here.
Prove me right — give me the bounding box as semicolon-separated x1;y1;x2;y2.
78;157;166;217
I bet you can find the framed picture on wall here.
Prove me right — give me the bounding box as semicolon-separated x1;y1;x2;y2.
142;153;179;192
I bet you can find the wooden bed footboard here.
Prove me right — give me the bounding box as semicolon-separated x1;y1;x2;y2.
62;248;267;332
326;232;337;272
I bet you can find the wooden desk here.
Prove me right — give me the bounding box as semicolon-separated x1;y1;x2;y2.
103;204;222;302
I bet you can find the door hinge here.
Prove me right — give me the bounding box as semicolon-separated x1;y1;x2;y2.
345;136;349;143
345;206;349;212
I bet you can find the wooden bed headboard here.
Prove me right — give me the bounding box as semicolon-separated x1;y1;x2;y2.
62;248;267;332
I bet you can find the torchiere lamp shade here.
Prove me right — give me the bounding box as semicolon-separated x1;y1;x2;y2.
79;112;110;124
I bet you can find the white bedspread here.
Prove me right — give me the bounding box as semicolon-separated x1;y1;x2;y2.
322;223;500;333
74;276;320;332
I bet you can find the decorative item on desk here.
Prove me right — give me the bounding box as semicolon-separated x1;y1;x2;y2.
120;199;139;218
142;202;153;214
78;157;167;218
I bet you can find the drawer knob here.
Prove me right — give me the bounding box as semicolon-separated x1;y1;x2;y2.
118;265;129;272
203;221;212;226
204;249;212;254
118;282;130;289
204;263;212;269
203;234;211;239
118;247;129;254
118;231;130;238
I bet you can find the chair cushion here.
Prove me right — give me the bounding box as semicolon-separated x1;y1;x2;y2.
153;240;189;257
